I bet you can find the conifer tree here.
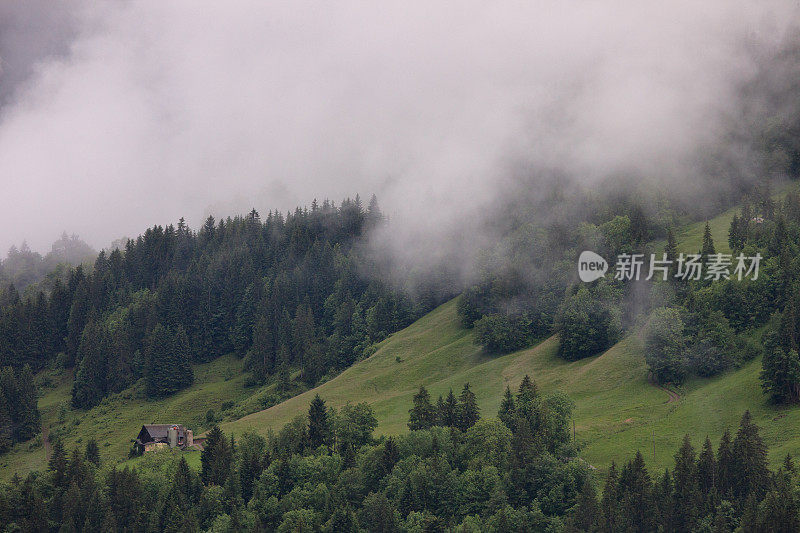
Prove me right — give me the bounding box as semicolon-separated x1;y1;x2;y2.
600;462;620;533
701;222;716;260
381;436;400;477
71;320;108;409
457;382;480;431
498;385;516;429
697;436;717;510
200;426;232;486
672;435;700;532
716;428;734;500
440;389;458;428
85;438;100;467
0;394;13;453
307;394;330;449
732;410;770;503
568;477;599;532
408;386;437;430
760;331;800;403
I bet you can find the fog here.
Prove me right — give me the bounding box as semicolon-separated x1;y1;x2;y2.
0;1;797;264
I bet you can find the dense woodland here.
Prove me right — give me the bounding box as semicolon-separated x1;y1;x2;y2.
0;197;440;421
0;382;796;532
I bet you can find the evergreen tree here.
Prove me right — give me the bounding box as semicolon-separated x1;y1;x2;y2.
456;382;480;431
701;222;716;259
672;435;700;532
381;436;400;476
760;331;800;403
408;386;437;430
200;425;232;486
732;410;770;504
600;462;620;533
568;477;599;532
440;389;458;428
85;438;100;467
71;320;108;409
498;385;516;429
697;436;716;510
716;428;734;500
307;394;330;449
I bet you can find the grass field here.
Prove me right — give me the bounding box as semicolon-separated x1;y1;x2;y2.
0;354;257;481
222;298;800;474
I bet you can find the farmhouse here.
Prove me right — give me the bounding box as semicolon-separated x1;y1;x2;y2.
135;424;194;452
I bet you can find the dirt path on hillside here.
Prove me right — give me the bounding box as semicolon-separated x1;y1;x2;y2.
655;384;680;403
42;426;51;461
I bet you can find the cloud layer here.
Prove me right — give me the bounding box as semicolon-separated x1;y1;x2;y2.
0;1;797;255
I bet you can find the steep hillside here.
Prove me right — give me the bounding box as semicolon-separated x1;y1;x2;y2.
224;298;800;474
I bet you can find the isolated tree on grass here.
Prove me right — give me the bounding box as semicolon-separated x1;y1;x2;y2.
701;222;716;259
644;307;688;384
85;438;100;467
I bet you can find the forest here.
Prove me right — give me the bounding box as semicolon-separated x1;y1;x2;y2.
0;382;795;532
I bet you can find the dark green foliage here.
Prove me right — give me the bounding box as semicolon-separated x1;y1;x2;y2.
474;313;530;354
760;330;800;403
556;286;621;361
200;425;233;486
307;394;330;449
456;383;480;431
143;324;194;398
0;365;41;445
408;386;437;431
644;307;688;384
0;198;433;416
85;438;100;467
701;221;716;259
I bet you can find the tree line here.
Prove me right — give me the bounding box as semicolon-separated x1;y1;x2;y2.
0;196;440;414
1;380;797;531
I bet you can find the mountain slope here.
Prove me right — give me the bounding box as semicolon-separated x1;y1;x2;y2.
223;302;800;474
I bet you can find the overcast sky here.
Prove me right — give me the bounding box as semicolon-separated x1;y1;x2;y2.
0;1;797;254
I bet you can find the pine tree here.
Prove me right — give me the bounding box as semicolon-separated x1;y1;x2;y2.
0;393;13;453
440;389;458;428
498;385;516;429
49;439;68;488
618;452;655;533
381;436;400;476
716;428;734;500
200;426;232;486
665;227;679;278
600;462;620;533
71;320;108;409
732;410;770;503
457;382;480;431
701;222;716;260
85;438;100;467
697;436;716;510
408;386;437;430
568;477;599;532
672;435;700;532
760;331;800;403
307;394;330;449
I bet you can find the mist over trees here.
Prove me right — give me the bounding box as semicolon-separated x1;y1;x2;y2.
0;196;444;411
0;233;95;292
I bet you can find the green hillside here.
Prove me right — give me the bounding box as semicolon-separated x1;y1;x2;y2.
0;355;254;480
222;297;800;474
4;194;798;480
